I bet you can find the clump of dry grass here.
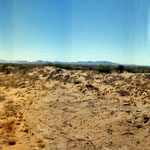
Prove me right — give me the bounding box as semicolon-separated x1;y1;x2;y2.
119;90;130;96
0;95;5;102
0;103;24;140
143;100;148;105
42;72;48;77
38;143;46;148
24;127;30;133
0;119;16;134
85;83;99;91
5;104;21;117
18;111;24;120
28;100;33;106
8;137;17;145
78;84;86;93
37;139;46;148
134;123;143;128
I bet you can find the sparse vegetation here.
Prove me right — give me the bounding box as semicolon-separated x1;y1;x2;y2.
8;137;17;145
95;65;114;73
1;62;150;149
1;63;150;74
0;95;5;102
117;65;125;73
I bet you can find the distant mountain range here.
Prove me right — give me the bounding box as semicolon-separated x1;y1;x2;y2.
53;61;120;66
0;59;120;66
0;59;143;66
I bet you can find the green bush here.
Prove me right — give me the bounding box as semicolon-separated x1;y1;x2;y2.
17;64;27;70
117;65;125;73
95;65;114;73
46;63;81;70
126;67;139;73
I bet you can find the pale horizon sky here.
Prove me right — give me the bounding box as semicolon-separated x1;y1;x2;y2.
0;0;150;65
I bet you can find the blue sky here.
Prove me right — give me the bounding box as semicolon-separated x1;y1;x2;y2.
0;0;150;65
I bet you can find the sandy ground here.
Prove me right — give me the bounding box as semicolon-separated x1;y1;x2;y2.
0;66;150;150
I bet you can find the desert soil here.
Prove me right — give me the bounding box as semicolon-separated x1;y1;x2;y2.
0;66;150;150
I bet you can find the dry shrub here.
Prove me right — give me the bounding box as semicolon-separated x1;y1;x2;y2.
5;104;21;117
143;100;148;105
119;90;130;96
85;83;99;91
0;119;16;134
0;95;5;102
38;69;44;74
37;139;46;148
134;123;143;128
38;143;46;148
42;72;48;77
74;80;82;84
8;137;17;145
24;128;30;133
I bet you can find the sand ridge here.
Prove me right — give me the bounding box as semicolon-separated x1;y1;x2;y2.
0;67;150;149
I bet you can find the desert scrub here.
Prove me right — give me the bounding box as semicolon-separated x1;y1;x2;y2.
8;137;17;145
134;123;143;128
85;83;99;92
38;143;46;148
143;100;148;105
42;72;48;77
0;65;11;74
5;104;21;117
47;63;75;70
1;119;16;134
37;139;46;148
95;65;114;73
24;127;30;133
126;67;139;73
117;65;125;73
119;90;130;96
0;95;5;102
